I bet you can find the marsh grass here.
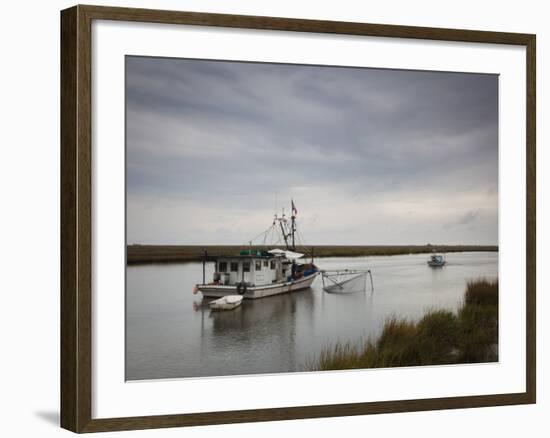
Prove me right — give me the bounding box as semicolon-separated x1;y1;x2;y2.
464;278;499;307
308;279;498;371
127;244;498;265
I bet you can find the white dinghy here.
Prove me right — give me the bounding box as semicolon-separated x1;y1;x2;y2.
209;295;243;311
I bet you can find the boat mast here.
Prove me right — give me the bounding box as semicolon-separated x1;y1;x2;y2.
202;249;207;284
290;200;297;251
291;212;296;251
274;201;297;251
278;215;289;250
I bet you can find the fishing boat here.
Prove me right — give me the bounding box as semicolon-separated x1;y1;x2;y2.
427;253;446;267
194;201;320;299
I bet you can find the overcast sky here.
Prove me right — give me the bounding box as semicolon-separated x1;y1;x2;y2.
126;56;498;246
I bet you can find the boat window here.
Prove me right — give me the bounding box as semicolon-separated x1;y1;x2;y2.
255;260;262;271
270;260;276;270
230;262;239;272
218;261;227;272
263;260;268;267
243;261;251;272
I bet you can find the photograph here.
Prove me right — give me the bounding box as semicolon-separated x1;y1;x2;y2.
125;55;499;381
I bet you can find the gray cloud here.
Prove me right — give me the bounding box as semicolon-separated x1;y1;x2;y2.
457;210;480;225
443;210;481;229
126;56;498;245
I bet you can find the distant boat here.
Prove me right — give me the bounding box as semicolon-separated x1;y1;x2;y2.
195;201;320;300
427;254;446;267
209;295;243;311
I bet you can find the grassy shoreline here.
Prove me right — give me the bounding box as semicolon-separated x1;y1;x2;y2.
306;279;499;371
127;244;498;265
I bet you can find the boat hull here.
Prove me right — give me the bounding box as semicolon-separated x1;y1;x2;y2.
198;272;319;299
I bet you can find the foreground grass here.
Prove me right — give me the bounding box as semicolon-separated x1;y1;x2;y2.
127;244;498;265
307;279;498;370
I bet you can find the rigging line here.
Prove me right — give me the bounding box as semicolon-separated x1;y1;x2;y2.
295;227;311;256
298;224;306;246
263;223;275;247
297;226;306;244
272;227;281;246
296;230;304;248
272;225;283;246
247;224;275;246
269;224;279;246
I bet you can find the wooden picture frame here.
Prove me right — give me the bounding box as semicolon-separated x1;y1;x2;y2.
61;4;536;433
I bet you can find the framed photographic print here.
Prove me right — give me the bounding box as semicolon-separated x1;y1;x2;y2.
60;4;536;433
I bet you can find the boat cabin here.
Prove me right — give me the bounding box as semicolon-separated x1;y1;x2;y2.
214;253;283;286
427;254;446;267
210;249;314;287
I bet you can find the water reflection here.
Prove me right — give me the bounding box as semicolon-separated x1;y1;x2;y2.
126;252;497;380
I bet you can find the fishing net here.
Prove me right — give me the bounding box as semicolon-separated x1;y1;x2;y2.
321;270;374;294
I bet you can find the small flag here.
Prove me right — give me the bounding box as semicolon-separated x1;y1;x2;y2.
291;200;298;216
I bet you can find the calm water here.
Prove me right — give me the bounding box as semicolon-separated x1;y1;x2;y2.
126;252;497;380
